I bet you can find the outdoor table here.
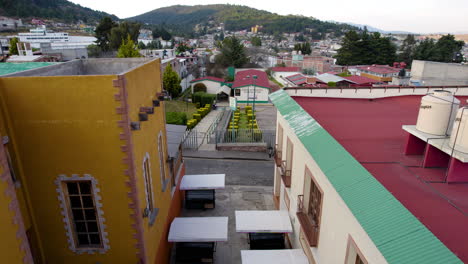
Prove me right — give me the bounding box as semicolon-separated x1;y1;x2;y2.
168;217;229;263
180;174;225;209
241;249;309;264
236;210;293;250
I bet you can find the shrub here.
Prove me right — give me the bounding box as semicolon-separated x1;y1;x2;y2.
192;92;216;107
193;83;207;93
193;113;201;122
327;81;337;87
166;112;187;125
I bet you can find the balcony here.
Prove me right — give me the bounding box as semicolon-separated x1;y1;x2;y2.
274;147;282;167
296;195;319;247
278;162;291;187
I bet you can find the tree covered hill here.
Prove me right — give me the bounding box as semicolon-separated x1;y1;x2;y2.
0;0;118;23
129;4;357;38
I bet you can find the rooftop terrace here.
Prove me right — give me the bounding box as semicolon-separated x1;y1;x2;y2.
2;58;154;77
294;95;468;262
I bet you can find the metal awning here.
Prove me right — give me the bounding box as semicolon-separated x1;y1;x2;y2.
236;210;293;233
168;217;228;242
180;174;226;190
241;249;309;264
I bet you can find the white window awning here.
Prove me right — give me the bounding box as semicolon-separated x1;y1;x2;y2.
241;249;309;264
180;174;226;190
236;210;293;233
217;85;232;95
168;217;228;242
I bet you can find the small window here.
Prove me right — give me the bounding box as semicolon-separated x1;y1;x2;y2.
143;154;154;213
64;181;102;248
345;236;368;264
235;89;241;96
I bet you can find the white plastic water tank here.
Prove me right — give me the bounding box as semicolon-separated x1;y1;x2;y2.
415;90;460;136
449;107;468;153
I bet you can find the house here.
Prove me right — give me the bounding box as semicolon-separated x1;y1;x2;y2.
0;58;185;264
315;73;353;86
271;67;302;86
276;56;334;73
354;65;403;82
342;75;379;86
410;60;468;86
189;76;231;96
270;89;466;264
232;69;271;105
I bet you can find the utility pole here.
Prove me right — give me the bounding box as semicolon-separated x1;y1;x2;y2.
252;75;258;112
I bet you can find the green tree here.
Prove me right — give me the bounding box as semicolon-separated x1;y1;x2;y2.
163;64;182;97
335;30;396;65
217;36;249;67
398;34;416;66
117;35;141;58
95;17;116;51
294;42;312;55
433;34;464;63
138;41;146;50
413;38;436;61
9;37;19;55
109;21;141;50
251;36;262;47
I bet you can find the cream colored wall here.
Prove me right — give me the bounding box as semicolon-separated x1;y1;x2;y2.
191;81;222;94
235;87;270;103
274;113;388;264
284;87;468;98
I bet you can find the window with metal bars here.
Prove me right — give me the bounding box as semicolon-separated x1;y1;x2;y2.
65;181;102;248
307;176;322;227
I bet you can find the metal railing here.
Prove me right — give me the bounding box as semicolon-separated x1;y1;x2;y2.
274;148;282;167
214;129;275;146
296;194;319;247
182;129;199;149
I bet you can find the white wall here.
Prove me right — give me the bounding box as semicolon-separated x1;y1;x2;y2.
191;80;222;94
234;86;270;103
275;113;388;264
411;60;468;86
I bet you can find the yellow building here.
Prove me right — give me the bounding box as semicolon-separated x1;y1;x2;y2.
0;58;185;264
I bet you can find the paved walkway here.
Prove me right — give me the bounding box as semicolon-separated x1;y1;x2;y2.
191;109;224;150
170;185;275;264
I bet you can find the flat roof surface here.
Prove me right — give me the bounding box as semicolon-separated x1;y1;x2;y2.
241;249;309;264
168;217;228;242
180;174;225;190
166;124;187;158
235;210;293;233
293;95;468;262
0;62;57;75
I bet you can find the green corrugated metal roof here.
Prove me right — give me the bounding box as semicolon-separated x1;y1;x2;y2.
269;89;462;264
0;62;57;76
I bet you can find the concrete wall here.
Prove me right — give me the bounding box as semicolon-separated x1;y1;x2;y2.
411;60;468;86
284;86;468;98
234;86;270;103
274;113;388;264
3;58;154;77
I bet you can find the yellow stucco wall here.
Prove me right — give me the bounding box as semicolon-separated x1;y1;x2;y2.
0;162;25;264
360;72;392;82
0;74;139;263
124;59;173;264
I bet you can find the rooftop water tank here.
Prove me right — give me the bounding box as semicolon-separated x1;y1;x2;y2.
415;90;460;136
449;107;468;153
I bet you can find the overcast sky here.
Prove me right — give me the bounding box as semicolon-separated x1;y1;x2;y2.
70;0;468;34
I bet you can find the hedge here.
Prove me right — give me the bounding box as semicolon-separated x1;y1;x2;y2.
166;112;187;125
193;83;207;93
192;92;216;107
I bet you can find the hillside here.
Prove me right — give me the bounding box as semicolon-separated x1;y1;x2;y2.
129;4;357;38
0;0;118;23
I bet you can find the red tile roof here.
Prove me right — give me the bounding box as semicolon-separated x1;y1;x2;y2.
232;70;270;89
190;76;225;83
343;75;379;84
271;67;301;72
356;65;400;74
294;95;468;262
